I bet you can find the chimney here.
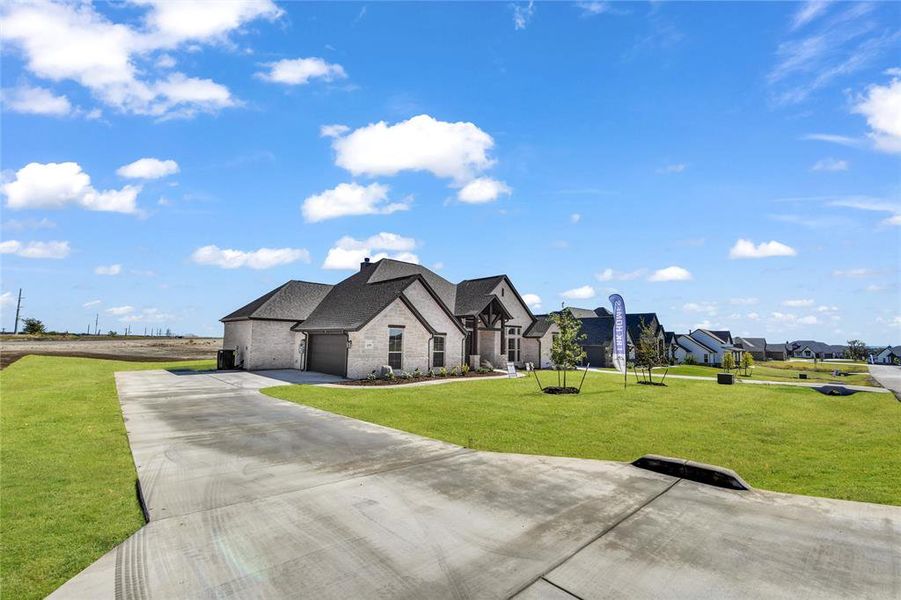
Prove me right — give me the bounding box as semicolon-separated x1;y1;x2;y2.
360;257;372;272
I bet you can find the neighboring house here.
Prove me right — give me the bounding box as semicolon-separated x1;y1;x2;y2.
664;331;679;363
221;258;536;378
766;343;788;361
874;346;901;364
734;337;768;362
673;329;743;366
549;307;666;368
787;340;847;360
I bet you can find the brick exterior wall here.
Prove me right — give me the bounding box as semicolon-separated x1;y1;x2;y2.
522;327;557;369
402;280;466;366
247;319;297;370
223;320;252;368
347;296;445;379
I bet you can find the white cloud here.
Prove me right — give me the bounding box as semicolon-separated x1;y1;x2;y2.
94;264;122;276
683;301;717;315
833;268;878;278
512;1;535;30
522;293;542;310
729;238;797;259
791;1;830;31
322;233;418;270
118;306;173;323
136;0;283;46
577;2;615;17
330;114;496;183
729;297;759;305
0;0;276;118
570;213;581;223
798;315;819;325
656;163;686;174
320;124;350;138
2;162;140;214
648;266;692;282
0;292;16;308
117;158;179;179
769;311;797;323
191;245;311;269
82;299;101;308
826;196;901;225
257;57;346;85
596;268;646;282
768;3;895;105
817;305;839;313
0;239;70;259
560;285;596;300
783;299;814;307
853;77;901;153
747;312;760;321
1;217;56;231
457;177;511;203
2;84;71;116
301;182;410;222
801;133;863;147
811;157;848;171
106;305;134;316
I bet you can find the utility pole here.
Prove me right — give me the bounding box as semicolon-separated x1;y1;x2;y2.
95;313;99;336
13;288;23;334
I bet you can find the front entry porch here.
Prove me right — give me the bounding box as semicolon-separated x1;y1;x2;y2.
463;297;520;370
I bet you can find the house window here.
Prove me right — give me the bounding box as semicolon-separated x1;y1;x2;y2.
388;327;403;370
507;326;522;363
433;336;445;368
703;353;709;364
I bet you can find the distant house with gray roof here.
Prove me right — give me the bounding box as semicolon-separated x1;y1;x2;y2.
222;258;536;377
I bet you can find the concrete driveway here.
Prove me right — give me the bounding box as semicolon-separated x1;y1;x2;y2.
869;364;901;400
51;370;900;599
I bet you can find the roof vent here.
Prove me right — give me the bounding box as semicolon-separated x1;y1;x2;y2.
360;257;372;271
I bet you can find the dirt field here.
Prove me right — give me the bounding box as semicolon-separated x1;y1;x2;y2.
0;336;222;369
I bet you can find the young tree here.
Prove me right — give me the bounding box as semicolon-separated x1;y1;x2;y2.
722;351;736;372
846;339;867;362
549;308;587;388
634;318;665;383
21;317;45;335
740;351;754;376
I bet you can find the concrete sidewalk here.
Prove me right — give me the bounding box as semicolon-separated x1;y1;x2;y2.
50;369;901;599
587;367;889;393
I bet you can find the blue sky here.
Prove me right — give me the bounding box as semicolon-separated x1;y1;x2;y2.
1;1;898;343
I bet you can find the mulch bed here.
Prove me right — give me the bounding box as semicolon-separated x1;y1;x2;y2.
542;386;580;394
340;371;503;386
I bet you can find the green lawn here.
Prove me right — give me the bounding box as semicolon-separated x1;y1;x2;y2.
0;355;214;600
264;372;901;506
646;362;877;387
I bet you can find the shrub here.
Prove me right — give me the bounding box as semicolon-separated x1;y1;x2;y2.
382;370;396;381
366;370;378;381
461;363;470;375
438;367;448;377
684;354;697;365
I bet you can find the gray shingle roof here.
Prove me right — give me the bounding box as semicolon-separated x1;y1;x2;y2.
454;276;506;315
627;313;661;343
524;314;554;338
367;259;457;309
735;337;767;351
579;316;616;346
295;269;418;332
221;281;333;322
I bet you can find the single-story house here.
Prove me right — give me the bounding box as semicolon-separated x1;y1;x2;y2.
874;346;901;364
672;329;743;366
787;340;847;360
222;258;536;378
734;336;768;362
